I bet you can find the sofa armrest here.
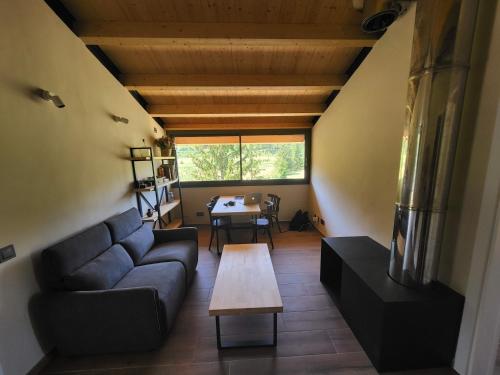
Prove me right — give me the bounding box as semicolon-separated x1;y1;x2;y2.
153;227;198;244
45;287;166;355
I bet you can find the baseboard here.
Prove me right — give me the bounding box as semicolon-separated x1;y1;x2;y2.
27;350;54;375
312;223;327;237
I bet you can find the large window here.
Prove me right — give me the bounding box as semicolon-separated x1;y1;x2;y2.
175;131;309;186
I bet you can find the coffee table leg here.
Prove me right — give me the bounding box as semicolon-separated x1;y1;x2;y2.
215;313;278;349
216;315;222;349
273;313;277;346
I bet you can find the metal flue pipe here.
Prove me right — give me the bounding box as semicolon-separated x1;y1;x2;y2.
388;0;478;287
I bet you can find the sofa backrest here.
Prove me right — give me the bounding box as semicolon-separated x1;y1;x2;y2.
105;208;154;264
105;208;142;242
63;244;133;291
42;223;114;290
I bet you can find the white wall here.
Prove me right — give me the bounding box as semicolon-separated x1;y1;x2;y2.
181;185;309;225
309;6;415;244
0;1;162;374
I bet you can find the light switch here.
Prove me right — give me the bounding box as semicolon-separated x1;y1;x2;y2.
0;245;16;263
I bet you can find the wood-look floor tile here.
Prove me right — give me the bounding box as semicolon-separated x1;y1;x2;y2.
184;288;212;305
278;282;309;297
381;368;458;375
282;294;335;312
276;272;319;284
100;362;229;375
194;330;336;363
328;329;363;353
305;282;330;295
228;356;309;375
306;352;374;374
283;310;346;332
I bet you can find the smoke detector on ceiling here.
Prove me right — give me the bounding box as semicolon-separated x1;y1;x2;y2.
354;0;410;33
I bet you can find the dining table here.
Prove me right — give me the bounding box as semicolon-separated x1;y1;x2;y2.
210;195;261;217
210;196;261;245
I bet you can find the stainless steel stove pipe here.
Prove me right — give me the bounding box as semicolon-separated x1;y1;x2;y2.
389;0;478;287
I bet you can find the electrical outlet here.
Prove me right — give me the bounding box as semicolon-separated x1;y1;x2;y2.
0;245;16;263
312;214;319;224
196;211;205;217
320;218;325;225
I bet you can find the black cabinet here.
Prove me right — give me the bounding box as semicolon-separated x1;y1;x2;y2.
320;236;464;372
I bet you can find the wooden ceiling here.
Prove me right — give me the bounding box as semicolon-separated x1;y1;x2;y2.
56;0;378;131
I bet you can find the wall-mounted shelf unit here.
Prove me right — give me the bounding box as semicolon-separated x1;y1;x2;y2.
129;147;184;229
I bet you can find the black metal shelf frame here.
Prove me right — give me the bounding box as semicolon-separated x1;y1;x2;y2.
129;147;184;229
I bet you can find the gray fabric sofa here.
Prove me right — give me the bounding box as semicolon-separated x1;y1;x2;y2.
41;208;198;356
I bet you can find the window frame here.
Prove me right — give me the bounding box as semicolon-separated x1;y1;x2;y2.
171;129;311;188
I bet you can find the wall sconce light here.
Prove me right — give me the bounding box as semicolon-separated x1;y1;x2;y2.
112;115;129;124
38;89;65;108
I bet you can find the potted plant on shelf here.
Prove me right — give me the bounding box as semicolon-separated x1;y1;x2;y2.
155;135;175;157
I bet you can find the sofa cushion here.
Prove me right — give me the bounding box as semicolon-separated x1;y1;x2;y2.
113;262;186;330
105;208;142;242
120;225;155;264
42;223;113;289
138;240;198;285
64;244;133;291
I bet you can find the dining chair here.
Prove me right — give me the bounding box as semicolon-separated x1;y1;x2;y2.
252;200;274;249
207;201;231;255
264;194;282;232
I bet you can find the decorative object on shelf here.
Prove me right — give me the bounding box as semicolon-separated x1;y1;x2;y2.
152;145;162;157
146;209;154;217
161;160;177;181
38;89;65;108
168;192;174;203
155;135;176;157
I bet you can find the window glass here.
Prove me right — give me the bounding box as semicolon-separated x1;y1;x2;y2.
176;136;240;182
175;133;307;184
241;135;305;180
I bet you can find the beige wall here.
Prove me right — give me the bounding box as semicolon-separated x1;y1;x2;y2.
0;1;162;374
309;6;415;245
180;185;309;225
438;0;500;295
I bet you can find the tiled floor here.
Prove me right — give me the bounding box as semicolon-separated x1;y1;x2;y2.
41;225;456;375
495;345;500;375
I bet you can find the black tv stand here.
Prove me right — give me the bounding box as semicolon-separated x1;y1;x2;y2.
320;236;464;372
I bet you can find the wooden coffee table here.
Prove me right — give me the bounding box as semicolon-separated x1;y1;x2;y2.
208;243;283;349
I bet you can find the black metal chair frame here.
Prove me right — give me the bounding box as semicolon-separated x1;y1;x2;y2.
265;194;282;232
207;200;231;255
252;200;274;249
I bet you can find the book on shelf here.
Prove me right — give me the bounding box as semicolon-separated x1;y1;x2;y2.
161;160;177;181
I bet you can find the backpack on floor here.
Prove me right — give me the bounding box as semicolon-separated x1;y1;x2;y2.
289;210;310;231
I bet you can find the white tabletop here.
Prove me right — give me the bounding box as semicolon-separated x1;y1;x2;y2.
211;195;261;217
